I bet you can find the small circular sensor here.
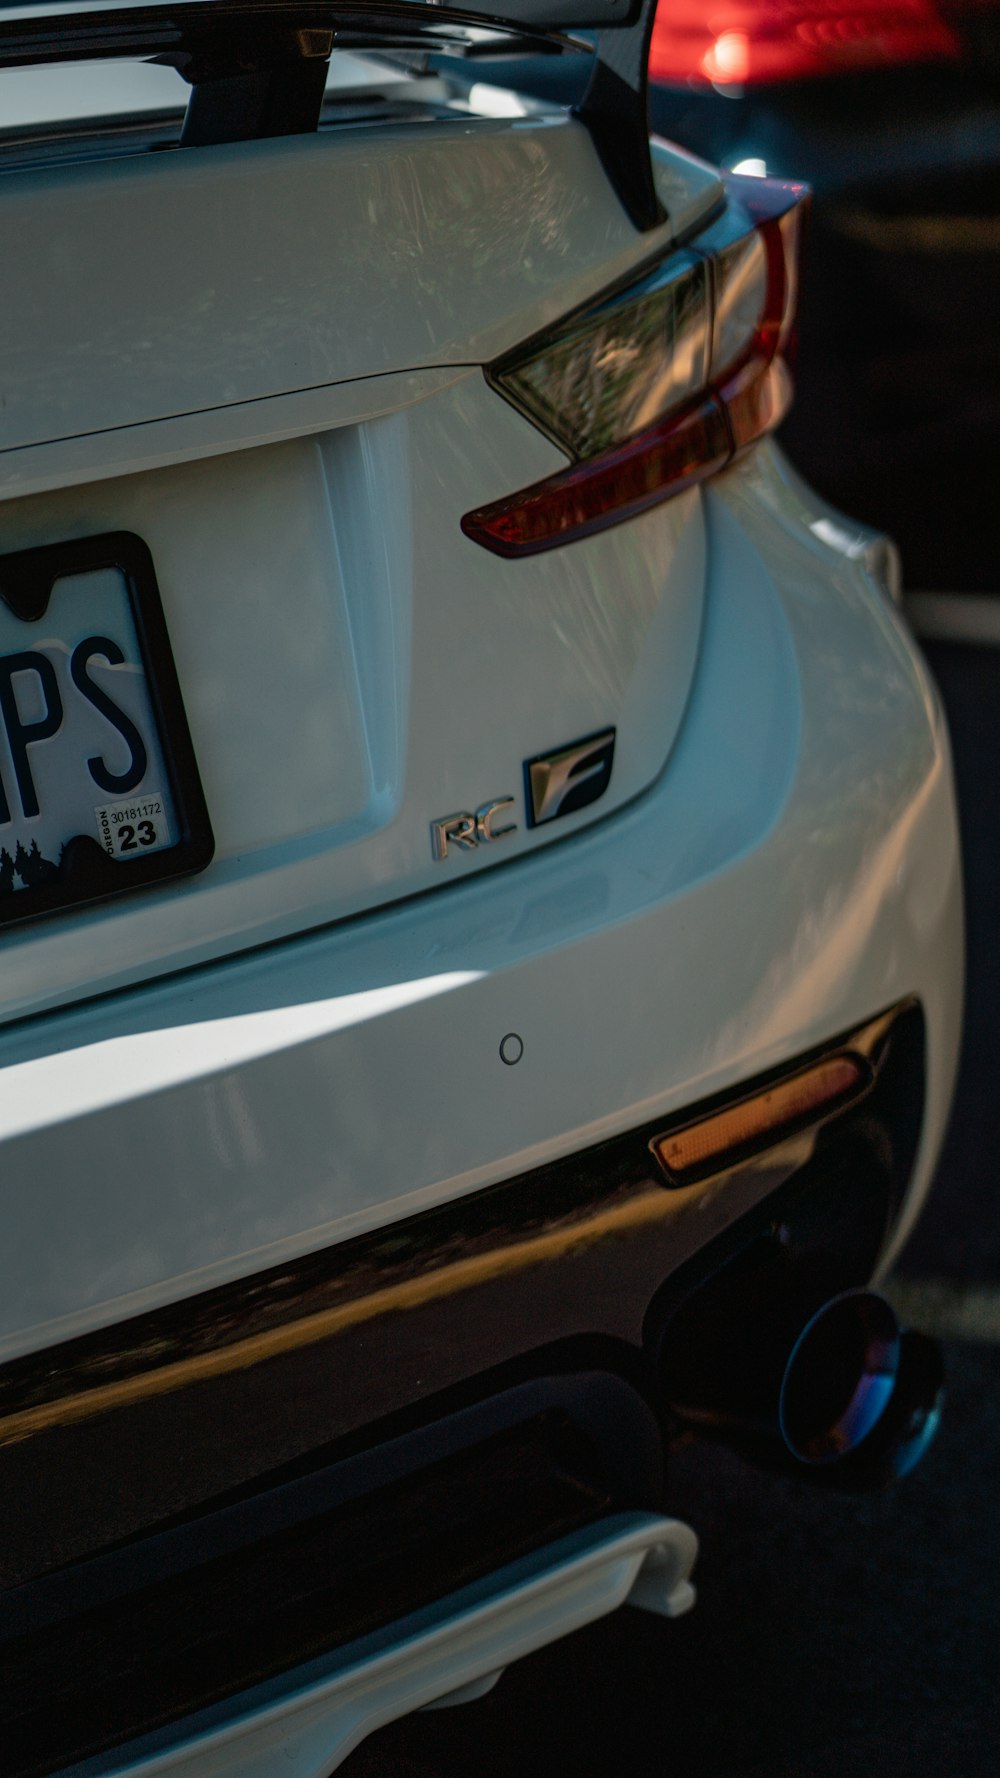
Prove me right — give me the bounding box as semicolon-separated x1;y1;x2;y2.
499;1032;524;1066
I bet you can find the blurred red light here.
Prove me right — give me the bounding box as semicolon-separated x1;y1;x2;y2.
648;0;960;85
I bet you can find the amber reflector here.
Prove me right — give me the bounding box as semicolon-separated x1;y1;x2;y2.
651;1053;868;1185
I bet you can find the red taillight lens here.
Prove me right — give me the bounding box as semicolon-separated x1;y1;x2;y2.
463;400;732;557
462;176;808;559
648;0;960;87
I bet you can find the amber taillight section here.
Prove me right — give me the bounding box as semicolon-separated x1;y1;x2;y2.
651;1052;869;1184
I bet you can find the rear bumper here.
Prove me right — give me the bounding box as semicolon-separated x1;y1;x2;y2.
0;442;963;1365
0;1001;937;1775
0;439;963;1769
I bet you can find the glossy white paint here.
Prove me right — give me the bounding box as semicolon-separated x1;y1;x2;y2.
0;58;963;1775
0;372;706;1021
0;440;961;1358
77;1514;696;1778
0;117;719;453
0;107;721;1021
0;49;419;132
0;54;189;125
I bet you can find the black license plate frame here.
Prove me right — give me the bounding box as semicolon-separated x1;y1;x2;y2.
0;529;213;929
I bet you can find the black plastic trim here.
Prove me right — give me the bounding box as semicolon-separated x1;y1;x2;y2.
576;0;663;230
0;0;626;74
1;1374;656;1778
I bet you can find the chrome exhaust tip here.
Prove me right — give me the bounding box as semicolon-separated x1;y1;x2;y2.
780;1290;900;1464
778;1290;944;1484
661;1286;944;1489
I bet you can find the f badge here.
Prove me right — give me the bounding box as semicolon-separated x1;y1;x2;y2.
524;728;616;827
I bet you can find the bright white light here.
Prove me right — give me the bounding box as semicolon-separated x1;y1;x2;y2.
0;971;484;1135
468;83;529;118
702;29;750;83
811;517;866;557
731;157;769;177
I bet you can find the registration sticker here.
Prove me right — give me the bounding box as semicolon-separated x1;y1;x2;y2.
95;793;171;860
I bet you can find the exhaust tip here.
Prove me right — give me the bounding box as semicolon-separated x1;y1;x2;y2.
778;1290;944;1485
779;1290;900;1465
833;1327;944;1486
658;1275;944;1489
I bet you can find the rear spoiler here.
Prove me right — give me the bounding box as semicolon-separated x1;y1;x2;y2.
0;0;662;227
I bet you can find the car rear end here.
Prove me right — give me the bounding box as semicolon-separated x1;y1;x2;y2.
0;5;962;1774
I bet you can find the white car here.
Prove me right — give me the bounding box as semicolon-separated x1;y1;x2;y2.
0;3;961;1774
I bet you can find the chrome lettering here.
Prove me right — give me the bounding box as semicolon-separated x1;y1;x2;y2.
432;799;518;860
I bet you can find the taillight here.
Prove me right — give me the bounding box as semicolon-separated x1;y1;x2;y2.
648;0;960;87
461;176;808;558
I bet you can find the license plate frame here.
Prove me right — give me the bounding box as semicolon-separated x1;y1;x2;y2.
0;529;213;929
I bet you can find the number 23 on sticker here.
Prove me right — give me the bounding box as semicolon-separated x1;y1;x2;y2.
95;795;169;859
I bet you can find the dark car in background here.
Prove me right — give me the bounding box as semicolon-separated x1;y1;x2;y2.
647;0;1000;598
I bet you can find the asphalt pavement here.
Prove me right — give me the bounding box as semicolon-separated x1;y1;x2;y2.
344;1337;998;1778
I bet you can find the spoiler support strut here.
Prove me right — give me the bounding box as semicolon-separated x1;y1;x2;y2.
576;0;662;233
0;0;666;229
176;24;334;144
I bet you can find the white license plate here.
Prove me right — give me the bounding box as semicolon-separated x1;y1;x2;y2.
0;531;212;927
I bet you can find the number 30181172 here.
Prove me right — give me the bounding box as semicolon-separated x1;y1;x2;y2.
95;794;169;860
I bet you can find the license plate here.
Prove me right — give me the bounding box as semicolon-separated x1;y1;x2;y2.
0;531;213;928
